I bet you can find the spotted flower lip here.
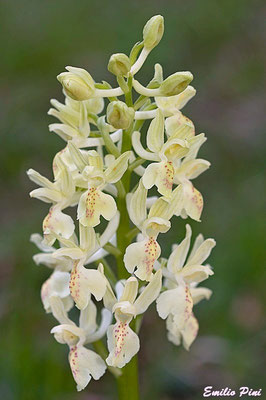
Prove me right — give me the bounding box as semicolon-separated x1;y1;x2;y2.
105;271;162;368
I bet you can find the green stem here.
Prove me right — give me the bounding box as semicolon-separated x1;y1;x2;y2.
114;84;140;400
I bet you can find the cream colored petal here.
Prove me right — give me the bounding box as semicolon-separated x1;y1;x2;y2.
187;233;204;262
181;313;199;350
186;238;216;266
30;233;55;252
128;180;147;228
132;131;159;161
165;114;195;139
181;181;204;222
180;264;214;284
166;314;182;346
79;300;97;334
119;277;139;304
167;224;192;273
184;133;206;162
51;324;84;346
70;262;107;309
156;285;193;329
124;238;161;281
69;345;106;391
106;323;140;368
156;85;196;116
160;138;189;162
143;161;174;198
190;287;212;305
86;308;112;343
49;296;74;325
104;151;131;183
148;197;172;221
79;225;96;253
142;216;171;237
30;188;62;203
78;188;117;227
178;159;210;180
146;109;164;153
43;206;75;239
134;269;162;314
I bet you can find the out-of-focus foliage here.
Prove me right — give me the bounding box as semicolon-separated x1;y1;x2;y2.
0;1;265;399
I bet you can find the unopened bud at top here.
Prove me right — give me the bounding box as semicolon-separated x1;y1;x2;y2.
107;101;135;129
160;71;193;96
57;66;95;101
143;15;164;50
108;53;131;76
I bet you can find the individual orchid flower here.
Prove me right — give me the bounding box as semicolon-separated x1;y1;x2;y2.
51;226;106;310
77;150;131;227
155;85;196;117
156;224;215;348
132;109;199;198
166;132;210;221
27;156;77;245
50;297;112;391
124;180;170;281
104;270;162;368
48;96;122;148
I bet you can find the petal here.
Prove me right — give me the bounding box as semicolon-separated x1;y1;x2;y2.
119;277;139;304
187;233;204;262
104;151;131;183
143;161;174;198
134;269;162;314
146;109;164;153
30;233;55;252
156;285;193;329
132;131;159;161
124;238;161;281
86;308;113;343
70;262;107;309
41;271;72;312
127;180;147;228
165;113;195;138
190;287;212;305
43;206;75;240
181;313;199;350
69;345;106;391
178;159;210;180
78;188;117;227
156;85;196;116
106;323;140;368
79;300;97;334
51;324;84;346
180;264;214;284
167;224;192;273
142;216;171;237
30;187;62;203
49;296;74;324
186;238;216;267
181;181;204;222
160;138;189;162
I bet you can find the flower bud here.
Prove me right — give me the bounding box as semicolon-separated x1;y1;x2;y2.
108;53;131;76
57;66;95;101
160;71;193;96
143;15;164;50
107;101;135;129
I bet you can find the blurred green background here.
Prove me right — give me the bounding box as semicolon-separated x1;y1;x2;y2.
0;0;265;399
